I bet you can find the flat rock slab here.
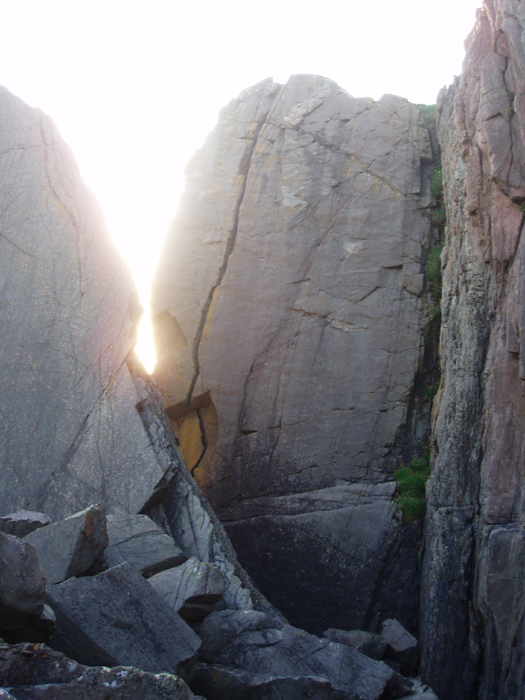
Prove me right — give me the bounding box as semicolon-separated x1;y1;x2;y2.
24;505;107;585
196;610;410;700
104;511;186;577
0;513;51;539
45;562;200;682
0;642;202;699
0;533;45;638
149;557;225;622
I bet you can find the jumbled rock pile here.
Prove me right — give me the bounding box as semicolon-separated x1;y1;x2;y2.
0;505;435;699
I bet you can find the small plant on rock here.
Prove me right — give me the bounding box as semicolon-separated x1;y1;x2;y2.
394;446;431;523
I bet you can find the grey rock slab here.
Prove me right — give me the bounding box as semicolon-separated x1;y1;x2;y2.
104;511;186;577
149;556;225;622
0;513;51;539
23;505;107;585
0;642;202;699
0;533;45;637
196;610;411;700
151;74;432;630
0;86;170;521
323;629;387;661
45;562;200;683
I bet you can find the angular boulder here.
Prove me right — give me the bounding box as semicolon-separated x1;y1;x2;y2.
24;505;107;584
380;618;419;675
104;511;186;577
151;74;434;632
0;512;51;539
0;533;45;640
323;628;387;661
149;557;225;622
194;610;411;700
46;562;200;682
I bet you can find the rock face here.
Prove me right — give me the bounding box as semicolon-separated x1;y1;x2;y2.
151;75;434;632
0;85;276;615
420;1;525;699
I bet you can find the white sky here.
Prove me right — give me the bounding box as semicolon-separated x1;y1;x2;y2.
1;0;481;371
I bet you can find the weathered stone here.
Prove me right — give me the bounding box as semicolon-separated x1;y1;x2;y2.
151;74;433;632
23;505;107;584
419;2;525;699
0;642;202;699
380;619;419;675
323;628;387;661
149;557;225;622
46;562;200;683
0;512;51;539
0;533;45;639
104;511;186;577
195;610;411;700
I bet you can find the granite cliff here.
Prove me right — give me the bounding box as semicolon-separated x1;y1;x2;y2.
2;0;525;697
151;75;436;635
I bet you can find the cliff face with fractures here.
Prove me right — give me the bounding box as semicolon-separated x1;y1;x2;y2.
152;75;436;633
421;2;525;698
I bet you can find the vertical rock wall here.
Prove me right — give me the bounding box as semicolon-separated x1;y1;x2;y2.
421;2;525;698
152;75;434;633
0;87;269;613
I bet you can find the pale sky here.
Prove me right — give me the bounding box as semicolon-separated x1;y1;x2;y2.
1;0;481;371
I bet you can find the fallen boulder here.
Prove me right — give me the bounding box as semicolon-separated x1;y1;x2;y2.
0;533;46;641
381;618;419;676
149;557;225;622
0;512;51;539
46;562;200;683
194;610;411;700
23;505;107;585
0;641;202;699
323;628;387;661
104;511;186;577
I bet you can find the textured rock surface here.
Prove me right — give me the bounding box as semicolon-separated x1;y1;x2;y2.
104;511;186;577
322;628;387;661
46;562;200;682
0;642;202;699
149;556;225;622
420;1;525;698
194;610;411;700
24;505;107;584
0;86;168;520
0;533;45;638
151;75;433;631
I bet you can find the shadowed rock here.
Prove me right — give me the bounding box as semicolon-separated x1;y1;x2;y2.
0;512;51;539
24;505;107;584
0;533;45;639
194;610;411;700
323;628;387;661
0;642;202;699
381;619;419;676
149;557;225;622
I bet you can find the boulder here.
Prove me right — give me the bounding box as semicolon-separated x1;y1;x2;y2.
23;505;107;585
194;610;411;700
0;533;45;639
104;511;186;577
45;562;200;683
323;628;387;661
149;557;225;622
151;74;433;632
380;619;419;675
0;642;202;699
4;605;56;645
0;512;51;539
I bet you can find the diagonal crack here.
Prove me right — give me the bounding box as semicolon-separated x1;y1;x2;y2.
185;94;280;406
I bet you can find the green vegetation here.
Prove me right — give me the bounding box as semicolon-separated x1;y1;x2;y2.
416;103;436;128
394;445;431;523
427;245;443;301
422;379;440;400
